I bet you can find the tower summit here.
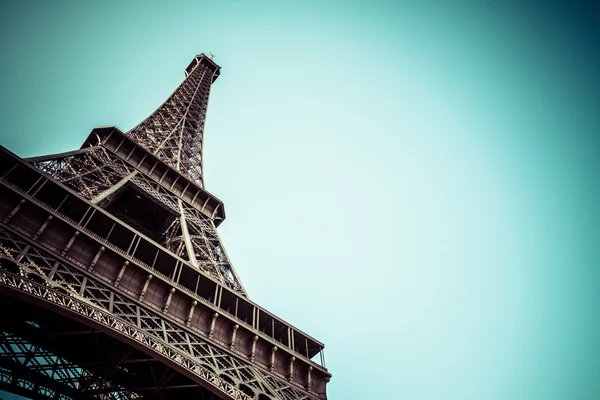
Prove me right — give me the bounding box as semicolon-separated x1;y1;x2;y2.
0;53;331;399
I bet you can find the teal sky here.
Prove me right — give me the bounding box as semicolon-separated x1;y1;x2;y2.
1;1;600;399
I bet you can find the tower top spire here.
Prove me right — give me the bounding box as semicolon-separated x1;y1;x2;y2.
126;53;221;188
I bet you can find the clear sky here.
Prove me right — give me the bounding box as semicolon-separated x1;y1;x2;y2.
1;1;599;399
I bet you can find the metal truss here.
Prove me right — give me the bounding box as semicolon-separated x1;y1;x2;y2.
0;296;226;400
32;148;128;205
0;329;140;400
126;55;214;188
1;53;329;400
0;226;315;400
29;145;244;294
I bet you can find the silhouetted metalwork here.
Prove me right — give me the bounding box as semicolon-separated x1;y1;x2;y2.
0;53;330;399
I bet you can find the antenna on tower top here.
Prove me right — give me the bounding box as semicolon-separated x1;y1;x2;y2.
208;53;214;60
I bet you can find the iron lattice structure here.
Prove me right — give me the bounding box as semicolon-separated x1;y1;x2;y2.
0;53;330;400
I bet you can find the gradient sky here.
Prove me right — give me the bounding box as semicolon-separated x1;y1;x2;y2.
1;1;600;399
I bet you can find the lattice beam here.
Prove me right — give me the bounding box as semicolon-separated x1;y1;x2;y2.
127;55;219;188
0;52;330;400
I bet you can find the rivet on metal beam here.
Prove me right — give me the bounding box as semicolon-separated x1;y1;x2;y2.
61;231;79;257
270;346;278;373
201;196;210;212
187;301;198;327
139;274;153;301
114;260;129;287
208;312;219;338
164;288;175;312
288;356;296;383
250;335;259;362
3;199;26;224
89;246;105;271
230;324;239;350
33;215;53;240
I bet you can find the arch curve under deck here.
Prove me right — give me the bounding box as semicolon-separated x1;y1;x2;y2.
0;258;252;400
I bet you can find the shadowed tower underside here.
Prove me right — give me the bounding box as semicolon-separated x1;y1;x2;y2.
0;53;330;400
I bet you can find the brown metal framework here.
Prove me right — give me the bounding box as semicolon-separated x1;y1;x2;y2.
0;53;330;399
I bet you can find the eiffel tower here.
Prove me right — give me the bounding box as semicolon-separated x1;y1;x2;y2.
0;53;330;400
